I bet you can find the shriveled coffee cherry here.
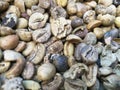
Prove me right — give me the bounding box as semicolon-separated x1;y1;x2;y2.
50;54;69;72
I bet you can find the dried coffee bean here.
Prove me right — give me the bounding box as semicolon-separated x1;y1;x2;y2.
85;1;97;8
29;12;48;30
16;18;28;29
63;63;88;79
1;13;18;28
5;58;25;78
67;56;76;67
15;41;26;52
94;42;103;54
31;5;45;14
0;1;9;12
22;41;36;56
110;41;120;52
47;40;63;54
22;62;35;79
50;54;69;72
102;26;112;34
42;73;64;90
1;77;24;90
100;46;117;67
95;4;116;16
38;0;50;9
104;28;119;44
0;35;19;50
32;23;51;43
64;41;74;56
84;32;97;45
4;50;25;61
81;45;98;65
87;20;101;30
89;79;100;90
23;0;39;9
50;6;67;19
56;0;67;7
67;0;77;15
74;43;87;61
113;64;120;76
37;63;56;81
23;80;41;90
14;0;25;13
97;14;115;26
113;0;120;6
6;5;20;17
98;67;113;76
76;3;91;17
72;25;88;38
95;4;107;15
16;29;32;42
44;36;58;47
51;17;72;39
115;17;120;28
98;0;113;6
82;64;98;87
93;28;104;39
64;79;87;90
106;5;117;16
102;74;120;90
0;62;11;73
66;34;82;44
83;10;96;24
0;26;15;36
115;49;120;62
64;41;76;67
71;17;83;28
96;5;116;16
27;43;45;64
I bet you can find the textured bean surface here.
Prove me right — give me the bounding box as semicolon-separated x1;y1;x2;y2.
0;0;120;90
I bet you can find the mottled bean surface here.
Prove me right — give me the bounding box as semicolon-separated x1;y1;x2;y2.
0;0;120;90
